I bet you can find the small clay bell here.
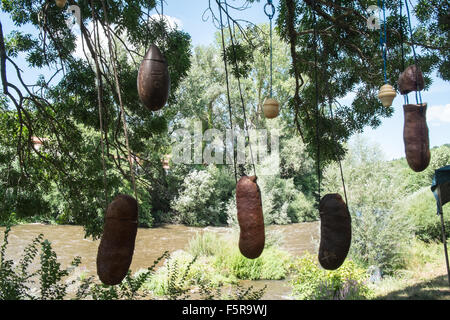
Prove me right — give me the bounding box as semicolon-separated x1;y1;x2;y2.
137;44;170;111
378;84;397;108
398;65;424;95
55;0;66;8
263;97;279;119
403;103;431;172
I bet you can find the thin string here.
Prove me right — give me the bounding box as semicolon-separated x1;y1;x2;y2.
270;17;273;97
217;0;238;184
89;0;108;208
221;0;257;177
404;0;423;105
398;0;409;104
378;0;388;84
328;99;349;206
100;0;138;201
264;0;275;98
312;1;321;204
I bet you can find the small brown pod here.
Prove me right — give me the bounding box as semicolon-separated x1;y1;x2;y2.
398;65;424;95
236;176;265;259
318;194;352;270
403;103;431;172
97;194;138;286
137;44;170;111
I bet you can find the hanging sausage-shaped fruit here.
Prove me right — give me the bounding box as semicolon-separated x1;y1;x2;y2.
236;176;265;259
378;84;397;108
55;0;66;8
97;194;138;286
318;193;352;270
398;65;430;172
137;44;170;111
263;98;279;119
398;65;425;95
403;103;430;172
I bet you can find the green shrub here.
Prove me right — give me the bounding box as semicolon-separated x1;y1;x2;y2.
290;252;373;300
187;231;223;257
396;187;450;242
171;165;234;226
226;246;291;280
0;225;81;300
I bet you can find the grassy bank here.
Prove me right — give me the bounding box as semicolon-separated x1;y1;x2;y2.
370;239;450;300
1;224;449;300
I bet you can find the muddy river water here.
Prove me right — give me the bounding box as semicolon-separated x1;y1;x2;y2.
0;222;320;300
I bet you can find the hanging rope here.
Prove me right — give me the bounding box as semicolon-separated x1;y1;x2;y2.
217;0;238;184
219;0;257;178
312;1;321;204
378;0;388;84
264;0;275;98
398;0;409;105
404;0;423;105
100;0;138;201
312;1;349;208
89;0;108;208
327;99;349;206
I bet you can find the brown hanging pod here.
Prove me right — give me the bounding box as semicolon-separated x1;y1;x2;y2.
318;194;352;270
97;194;138;286
403;103;431;172
236;176;265;259
137;44;170;111
398;65;425;95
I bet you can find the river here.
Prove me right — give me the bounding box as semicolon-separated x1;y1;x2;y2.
0;222;320;300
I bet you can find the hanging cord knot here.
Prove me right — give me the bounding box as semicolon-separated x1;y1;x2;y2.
264;1;275;20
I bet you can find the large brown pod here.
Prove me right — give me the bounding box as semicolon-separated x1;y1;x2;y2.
318;194;352;270
403;103;431;172
97;194;138;286
137;44;170;111
236;176;265;259
398;65;425;95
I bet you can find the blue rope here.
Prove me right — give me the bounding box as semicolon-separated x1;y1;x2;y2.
378;0;388;84
404;0;423;105
264;0;275;97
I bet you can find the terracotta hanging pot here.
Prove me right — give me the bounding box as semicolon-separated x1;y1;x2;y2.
398;65;424;95
318;193;352;270
97;195;138;286
403;103;431;172
263;97;279;119
137;44;170;111
236;176;265;259
378;84;397;108
55;0;66;8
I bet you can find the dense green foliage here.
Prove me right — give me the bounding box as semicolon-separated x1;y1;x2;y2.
0;225;81;300
290;252;373;300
